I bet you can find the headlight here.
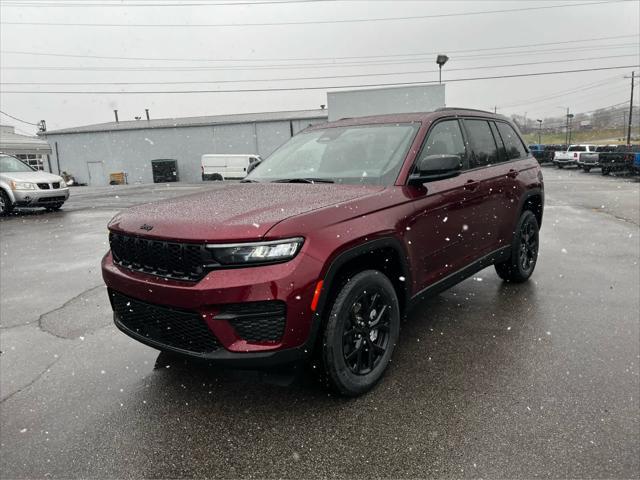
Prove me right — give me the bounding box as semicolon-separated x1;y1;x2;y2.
10;181;36;190
207;237;303;265
59;179;67;188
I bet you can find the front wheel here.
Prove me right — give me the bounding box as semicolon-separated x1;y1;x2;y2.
602;168;610;176
495;210;539;283
321;270;400;397
583;167;591;173
557;164;564;169
0;190;14;216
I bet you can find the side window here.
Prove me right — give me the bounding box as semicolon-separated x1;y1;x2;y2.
496;122;527;160
416;120;466;170
464;119;499;168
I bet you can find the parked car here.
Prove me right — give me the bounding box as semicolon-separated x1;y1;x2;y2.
0;154;70;215
201;154;261;181
542;144;565;164
599;145;640;175
576;145;617;172
102;109;544;396
633;150;640;175
528;144;545;162
553;144;596;168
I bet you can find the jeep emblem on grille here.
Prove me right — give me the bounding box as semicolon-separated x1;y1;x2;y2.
140;224;154;231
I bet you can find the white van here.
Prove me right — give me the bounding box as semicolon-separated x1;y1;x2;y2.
200;154;261;181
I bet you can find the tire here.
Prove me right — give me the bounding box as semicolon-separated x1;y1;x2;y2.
45;203;63;212
211;173;223;181
321;270;400;397
602;168;610;176
557;164;564;169
0;190;14;216
495;210;539;283
583;167;591;173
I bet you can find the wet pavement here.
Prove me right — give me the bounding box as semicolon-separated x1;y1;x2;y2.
1;169;638;479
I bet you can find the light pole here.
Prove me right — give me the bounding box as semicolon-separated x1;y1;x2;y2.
536;119;542;144
436;54;449;85
567;113;574;145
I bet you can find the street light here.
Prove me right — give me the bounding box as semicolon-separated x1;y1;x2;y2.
436;54;449;85
567;113;575;145
536;119;543;144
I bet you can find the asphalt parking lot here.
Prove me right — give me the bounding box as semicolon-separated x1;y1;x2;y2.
1;168;639;479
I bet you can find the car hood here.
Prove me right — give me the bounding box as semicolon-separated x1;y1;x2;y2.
1;171;63;183
108;182;385;242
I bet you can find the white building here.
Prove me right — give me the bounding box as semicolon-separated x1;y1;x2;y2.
0;125;52;171
40;109;328;186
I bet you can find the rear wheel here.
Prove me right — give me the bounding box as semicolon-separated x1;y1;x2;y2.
583;167;591;173
495;210;539;283
557;164;564;169
602;167;610;176
211;173;223;181
0;190;13;216
321;270;400;397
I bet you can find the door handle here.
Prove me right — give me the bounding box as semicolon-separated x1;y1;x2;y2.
464;180;479;191
507;169;519;178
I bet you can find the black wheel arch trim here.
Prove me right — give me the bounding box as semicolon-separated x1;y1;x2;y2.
303;237;411;357
518;187;545;229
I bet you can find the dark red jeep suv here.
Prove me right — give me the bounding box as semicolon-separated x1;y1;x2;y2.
102;108;543;396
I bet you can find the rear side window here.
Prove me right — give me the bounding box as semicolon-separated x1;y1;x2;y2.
464;119;499;168
416;120;466;169
568;146;586;152
496;122;527;160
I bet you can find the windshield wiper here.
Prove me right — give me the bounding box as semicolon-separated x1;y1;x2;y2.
271;177;334;184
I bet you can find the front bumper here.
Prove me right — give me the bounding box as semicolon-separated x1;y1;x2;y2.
12;187;69;206
102;249;324;366
553;158;574;165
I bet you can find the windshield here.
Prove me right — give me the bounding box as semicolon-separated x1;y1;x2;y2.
246;123;419;185
0;155;35;173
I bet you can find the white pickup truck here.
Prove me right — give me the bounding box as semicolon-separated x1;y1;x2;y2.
553;145;596;168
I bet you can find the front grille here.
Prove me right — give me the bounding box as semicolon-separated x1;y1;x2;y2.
37;196;66;203
37;183;50;190
110;290;221;354
220;301;286;342
109;232;210;281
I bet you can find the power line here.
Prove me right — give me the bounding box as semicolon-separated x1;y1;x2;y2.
499;76;628;109
1;0;334;5
2;54;637;85
0;1;630;27
3;45;637;72
0;110;40;126
2;34;636;63
2;64;638;94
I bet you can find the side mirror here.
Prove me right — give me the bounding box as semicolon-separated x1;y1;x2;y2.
408;154;462;186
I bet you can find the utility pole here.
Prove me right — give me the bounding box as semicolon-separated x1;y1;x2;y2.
626;71;635;146
564;108;570;146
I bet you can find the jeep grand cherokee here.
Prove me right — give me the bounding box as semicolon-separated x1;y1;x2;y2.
102;108;544;396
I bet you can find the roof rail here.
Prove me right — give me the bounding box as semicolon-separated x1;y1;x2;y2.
436;107;496;114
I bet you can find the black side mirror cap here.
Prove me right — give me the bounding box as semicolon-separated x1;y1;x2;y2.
408;154;462;186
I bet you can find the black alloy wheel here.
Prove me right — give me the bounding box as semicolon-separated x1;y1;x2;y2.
495;210;539;283
322;270;400;396
342;288;392;375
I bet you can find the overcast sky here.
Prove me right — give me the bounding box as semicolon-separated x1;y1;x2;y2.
1;0;638;134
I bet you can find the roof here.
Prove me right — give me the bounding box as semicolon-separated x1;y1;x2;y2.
307;108;507;129
0;126;52;154
41;108;329;136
